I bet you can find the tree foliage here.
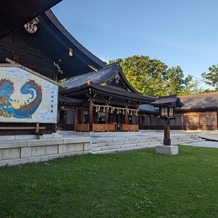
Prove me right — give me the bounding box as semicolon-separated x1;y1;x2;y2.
202;65;218;90
109;55;200;96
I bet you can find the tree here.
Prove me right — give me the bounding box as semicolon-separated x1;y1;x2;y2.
165;67;201;95
202;65;218;90
109;55;200;96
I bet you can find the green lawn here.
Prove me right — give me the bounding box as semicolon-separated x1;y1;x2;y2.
0;146;218;218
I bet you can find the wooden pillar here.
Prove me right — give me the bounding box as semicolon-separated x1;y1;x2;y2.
148;116;151;129
181;114;184;130
125;106;128;124
163;119;171;145
89;97;93;131
74;109;78;131
74;109;78;125
139;115;143;129
36;122;39;134
105;103;109;124
80;109;84;124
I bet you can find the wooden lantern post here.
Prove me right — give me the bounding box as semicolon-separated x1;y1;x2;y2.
151;95;183;155
159;105;176;146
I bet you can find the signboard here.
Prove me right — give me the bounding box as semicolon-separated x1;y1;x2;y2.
0;67;58;123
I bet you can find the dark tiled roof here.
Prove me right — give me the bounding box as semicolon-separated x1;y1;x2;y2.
139;104;158;113
179;92;218;109
151;95;183;107
64;63;120;89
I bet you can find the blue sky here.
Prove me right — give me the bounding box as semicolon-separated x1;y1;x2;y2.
52;0;218;88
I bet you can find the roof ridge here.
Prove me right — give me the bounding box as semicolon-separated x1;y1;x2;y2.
179;91;218;98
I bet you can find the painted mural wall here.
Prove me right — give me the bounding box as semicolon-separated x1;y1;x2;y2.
0;67;58;123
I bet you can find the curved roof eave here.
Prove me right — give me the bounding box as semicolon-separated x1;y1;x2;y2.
0;0;62;40
61;81;156;103
45;10;106;69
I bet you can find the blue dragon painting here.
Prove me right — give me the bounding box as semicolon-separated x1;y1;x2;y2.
0;79;42;119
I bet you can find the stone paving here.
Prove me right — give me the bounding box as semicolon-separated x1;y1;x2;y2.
59;130;218;153
183;130;218;149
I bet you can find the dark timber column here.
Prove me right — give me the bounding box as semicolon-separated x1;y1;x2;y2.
74;109;78;125
74;109;78;131
139;115;143;129
80;109;84;123
163;119;171;145
125;106;128;124
105;103;109;124
89;97;93;131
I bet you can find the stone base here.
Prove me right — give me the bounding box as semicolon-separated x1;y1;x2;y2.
156;145;179;155
0;137;91;167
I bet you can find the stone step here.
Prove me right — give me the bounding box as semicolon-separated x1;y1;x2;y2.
91;144;157;154
92;137;201;147
90;134;205;153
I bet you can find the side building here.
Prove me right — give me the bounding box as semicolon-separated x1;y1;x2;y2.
140;92;218;131
177;92;218;130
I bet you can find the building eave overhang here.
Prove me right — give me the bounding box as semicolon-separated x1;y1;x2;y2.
61;81;156;104
44;10;106;69
0;0;62;40
151;95;184;108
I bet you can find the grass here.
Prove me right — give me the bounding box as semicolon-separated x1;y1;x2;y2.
0;146;218;218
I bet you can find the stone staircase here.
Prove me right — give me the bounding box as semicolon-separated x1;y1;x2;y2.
90;134;204;154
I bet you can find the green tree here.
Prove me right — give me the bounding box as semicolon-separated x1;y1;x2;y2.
109;55;199;96
202;65;218;90
165;67;201;95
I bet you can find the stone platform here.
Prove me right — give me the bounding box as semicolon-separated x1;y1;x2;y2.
0;133;90;166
